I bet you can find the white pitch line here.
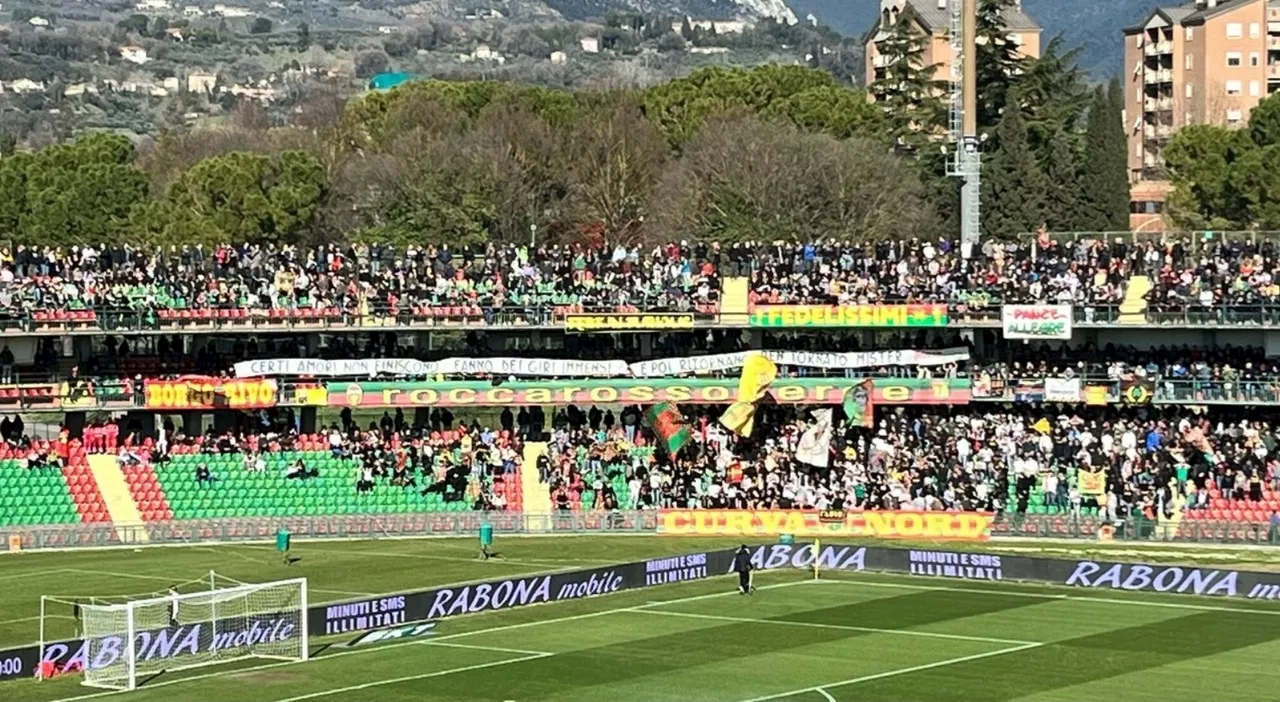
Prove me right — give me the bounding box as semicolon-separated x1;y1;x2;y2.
58;568;180;584
268;652;555;702
239;543;615;569
737;642;1044;702
815;689;837;702
47;578;810;702
631;609;1037;646
810;577;1280;617
418;640;554;657
0;568;66;582
311;588;377;598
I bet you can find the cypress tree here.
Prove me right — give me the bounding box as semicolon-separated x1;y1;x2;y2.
1041;128;1081;231
871;5;947;153
1080;78;1130;231
975;0;1025;134
981;94;1046;238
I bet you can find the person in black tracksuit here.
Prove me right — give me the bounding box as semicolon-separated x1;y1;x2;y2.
733;545;755;595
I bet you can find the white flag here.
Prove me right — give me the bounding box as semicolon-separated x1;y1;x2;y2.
795;409;833;468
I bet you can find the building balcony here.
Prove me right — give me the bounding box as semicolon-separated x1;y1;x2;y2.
1143;97;1174;111
1143;69;1173;84
1269;36;1280;49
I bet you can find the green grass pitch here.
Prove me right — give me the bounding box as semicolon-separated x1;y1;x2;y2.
3;535;1280;701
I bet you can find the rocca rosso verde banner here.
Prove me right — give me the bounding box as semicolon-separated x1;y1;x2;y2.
143;377;279;410
658;510;993;541
320;378;971;409
748;304;948;328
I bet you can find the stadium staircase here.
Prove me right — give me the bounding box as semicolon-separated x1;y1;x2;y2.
521;442;552;514
87;455;149;541
1117;275;1152;324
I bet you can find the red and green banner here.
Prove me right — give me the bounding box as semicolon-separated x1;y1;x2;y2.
318;378;970;409
646;402;691;453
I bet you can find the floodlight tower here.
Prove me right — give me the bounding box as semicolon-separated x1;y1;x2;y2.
946;0;980;256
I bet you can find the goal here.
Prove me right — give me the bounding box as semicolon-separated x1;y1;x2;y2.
42;575;308;691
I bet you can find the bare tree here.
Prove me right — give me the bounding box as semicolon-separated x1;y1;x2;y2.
650;113;939;243
558;95;667;242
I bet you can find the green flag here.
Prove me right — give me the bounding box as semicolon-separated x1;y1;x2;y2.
842;379;874;429
646;402;691;453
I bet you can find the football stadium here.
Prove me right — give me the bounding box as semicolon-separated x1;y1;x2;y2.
9;0;1280;698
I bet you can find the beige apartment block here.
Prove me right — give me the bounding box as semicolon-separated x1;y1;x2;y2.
864;0;1041;93
1125;0;1279;226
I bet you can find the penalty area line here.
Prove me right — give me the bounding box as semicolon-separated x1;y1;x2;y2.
735;642;1044;702
267;651;555;702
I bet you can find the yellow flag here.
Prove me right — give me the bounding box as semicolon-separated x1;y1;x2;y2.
720;352;777;437
1032;418;1051;435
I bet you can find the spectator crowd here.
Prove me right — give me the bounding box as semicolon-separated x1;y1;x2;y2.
541;403;1280;526
2;235;1279;322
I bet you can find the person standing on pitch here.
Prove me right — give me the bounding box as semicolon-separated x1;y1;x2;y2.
733;545;755;594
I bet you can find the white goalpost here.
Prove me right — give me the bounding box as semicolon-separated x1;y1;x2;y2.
40;574;308;692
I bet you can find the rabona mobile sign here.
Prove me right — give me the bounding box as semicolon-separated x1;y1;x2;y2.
316;554;723;637
424;569;625;619
39;614;300;675
734;543;867;573
1064;560;1280;599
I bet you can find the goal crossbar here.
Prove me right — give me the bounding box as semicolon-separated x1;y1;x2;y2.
40;575;308;691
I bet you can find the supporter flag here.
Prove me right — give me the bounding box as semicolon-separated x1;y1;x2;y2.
795;409;833;468
1120;376;1155;404
842;378;875;429
1079;469;1106;498
720;353;778;437
1032;418;1052;435
647;402;691;454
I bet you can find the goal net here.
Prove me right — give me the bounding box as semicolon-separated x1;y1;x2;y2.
46;575;308;691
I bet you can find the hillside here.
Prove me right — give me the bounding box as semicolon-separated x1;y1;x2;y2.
787;0;1160;78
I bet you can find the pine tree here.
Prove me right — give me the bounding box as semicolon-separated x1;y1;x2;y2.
1079;79;1130;231
975;0;1025;134
871;5;947;153
1041;128;1081;231
981;94;1046;238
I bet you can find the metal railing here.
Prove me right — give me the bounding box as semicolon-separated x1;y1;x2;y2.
16;302;1280;335
1;511;1275;552
992;513;1280;545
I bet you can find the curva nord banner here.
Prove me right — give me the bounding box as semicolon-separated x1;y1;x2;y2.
658;509;994;541
320;378;971;409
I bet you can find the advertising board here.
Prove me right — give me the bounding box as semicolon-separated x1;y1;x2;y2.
7;545;1277;683
321;378;971;409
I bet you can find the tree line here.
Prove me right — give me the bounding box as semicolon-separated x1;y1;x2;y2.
0;0;1135;248
1163;94;1280;230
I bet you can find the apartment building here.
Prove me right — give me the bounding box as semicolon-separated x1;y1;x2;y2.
864;0;1041;91
1124;0;1279;227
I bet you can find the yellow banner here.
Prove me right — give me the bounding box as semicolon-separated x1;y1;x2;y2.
1084;385;1109;406
1079;469;1106;497
563;313;695;332
658;509;991;540
721;352;777;436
